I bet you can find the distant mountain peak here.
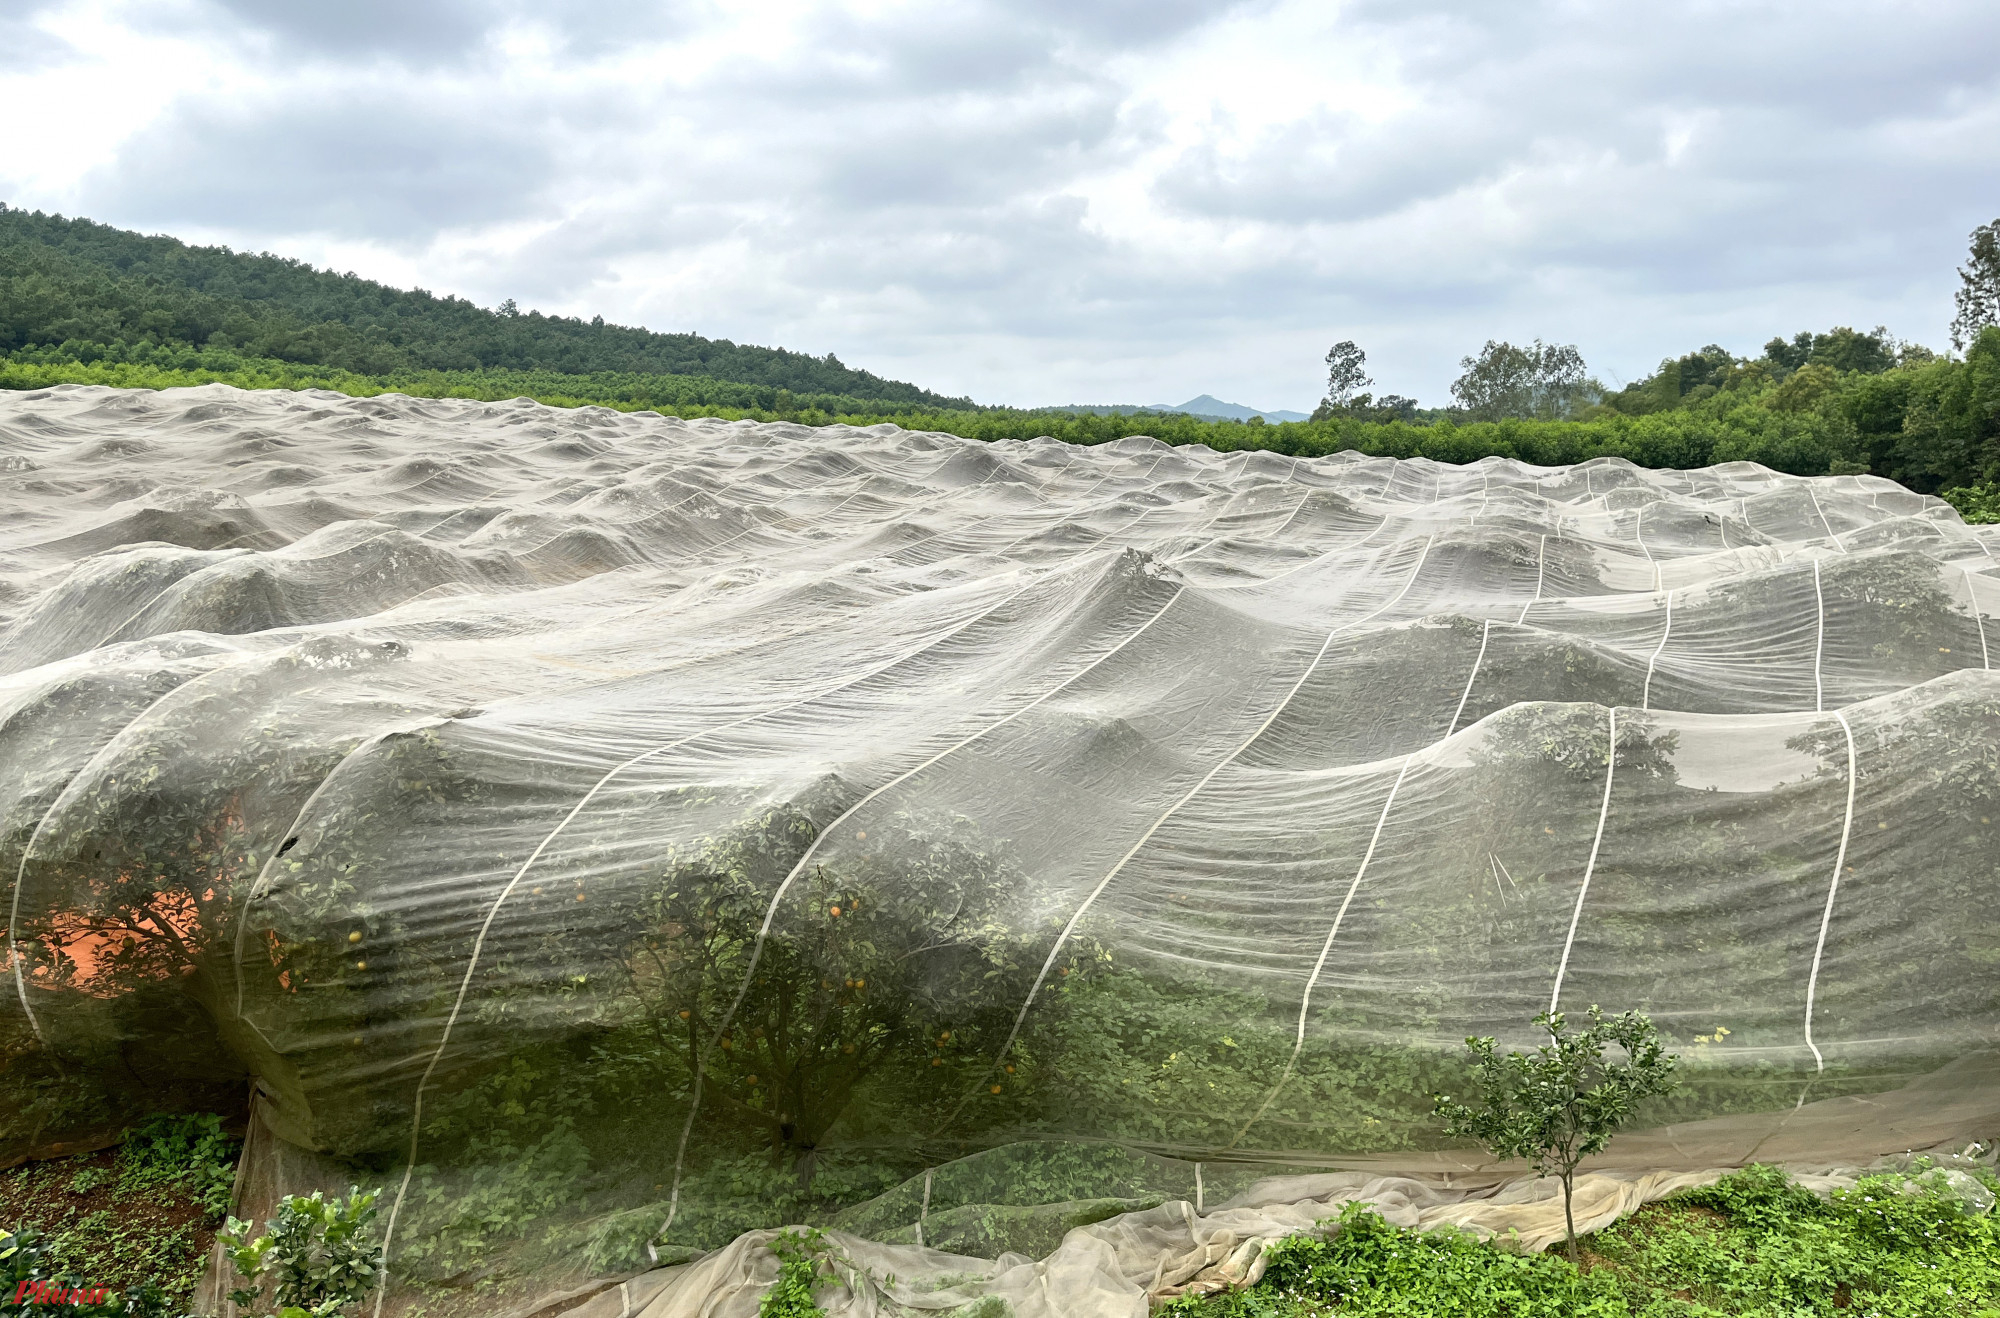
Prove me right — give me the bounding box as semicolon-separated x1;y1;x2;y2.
1144;394;1310;423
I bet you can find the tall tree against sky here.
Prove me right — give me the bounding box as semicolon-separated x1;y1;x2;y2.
1951;219;2000;353
1321;340;1372;408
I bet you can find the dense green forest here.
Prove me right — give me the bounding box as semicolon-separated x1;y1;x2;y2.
3;204;1998;517
0;204;969;407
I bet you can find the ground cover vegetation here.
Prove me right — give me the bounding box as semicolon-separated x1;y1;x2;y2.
1161;1161;2000;1318
5;206;1999;519
0;1114;239;1313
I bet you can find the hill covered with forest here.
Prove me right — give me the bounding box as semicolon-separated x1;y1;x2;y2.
0;204;971;410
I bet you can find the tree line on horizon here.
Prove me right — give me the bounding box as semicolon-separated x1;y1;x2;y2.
1298;217;2000;507
2;204;1997;514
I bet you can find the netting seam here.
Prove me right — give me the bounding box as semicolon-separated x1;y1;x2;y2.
1448;620;1494;736
1805;483;1845;551
1636;502;1660;591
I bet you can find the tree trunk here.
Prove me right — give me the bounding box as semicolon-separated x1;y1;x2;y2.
1562;1170;1578;1265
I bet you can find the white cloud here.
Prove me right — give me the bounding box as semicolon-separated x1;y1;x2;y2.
2;0;1996;410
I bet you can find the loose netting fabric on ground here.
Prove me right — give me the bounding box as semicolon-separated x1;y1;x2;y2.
1;384;1996;1316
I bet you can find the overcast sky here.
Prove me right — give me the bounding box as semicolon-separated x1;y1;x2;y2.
3;0;1997;410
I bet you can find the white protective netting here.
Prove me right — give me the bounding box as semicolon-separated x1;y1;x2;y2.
2;384;1997;1315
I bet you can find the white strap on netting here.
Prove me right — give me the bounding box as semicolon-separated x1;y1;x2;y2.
916;1168;933;1248
1448;620;1494;736
957;536;1438;1134
1806;483;1845;550
1635;502;1660;591
1813;557;1827;713
1195;1162;1204;1215
1227;610;1497;1145
375;568;1064;1308
1550;705;1618;1014
1518;534;1547;625
1228;750;1418;1147
1803;711;1859;1073
1268;490;1315;540
1641;590;1675;711
232;728;412;1026
1967;569;1992;670
661;580;1192;1228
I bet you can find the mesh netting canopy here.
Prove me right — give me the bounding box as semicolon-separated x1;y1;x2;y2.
2;385;1996;1310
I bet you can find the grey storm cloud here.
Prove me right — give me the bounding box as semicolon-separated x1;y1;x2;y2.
4;0;1999;406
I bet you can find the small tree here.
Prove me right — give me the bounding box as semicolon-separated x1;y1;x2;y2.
221;1187;383;1317
1432;1006;1678;1263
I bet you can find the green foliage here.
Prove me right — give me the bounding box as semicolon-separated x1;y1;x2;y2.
0;1118;239;1309
1161;1202;1626;1317
758;1229;833;1318
116;1114;238;1217
1166;1165;2000;1318
1763;326;1901;377
1434;1008;1680;1261
66;1167;114;1196
754;1227;886;1318
220;1187;383;1318
1942;480;2000;523
394;1053;594;1279
1585;1163;2000;1315
0;1223;188;1316
1451;339;1597;421
1321;341;1372;408
1675;1163;1826;1233
626;804;1053;1169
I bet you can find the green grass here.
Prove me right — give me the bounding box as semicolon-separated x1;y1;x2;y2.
1162;1164;2000;1318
